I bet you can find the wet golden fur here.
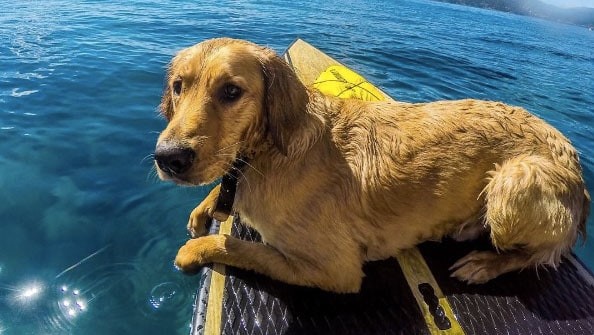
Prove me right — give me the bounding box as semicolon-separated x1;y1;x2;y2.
155;38;590;293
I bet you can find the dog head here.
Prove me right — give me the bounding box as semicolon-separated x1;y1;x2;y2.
154;38;321;185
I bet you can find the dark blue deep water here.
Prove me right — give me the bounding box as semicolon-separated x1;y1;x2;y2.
1;0;592;334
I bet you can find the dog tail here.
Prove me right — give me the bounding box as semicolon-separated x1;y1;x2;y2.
578;189;590;243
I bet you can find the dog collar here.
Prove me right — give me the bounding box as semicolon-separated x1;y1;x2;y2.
211;157;247;222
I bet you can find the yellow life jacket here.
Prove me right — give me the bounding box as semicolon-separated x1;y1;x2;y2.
313;65;385;101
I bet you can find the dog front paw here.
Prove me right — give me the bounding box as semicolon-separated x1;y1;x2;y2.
187;206;211;238
174;236;225;274
175;239;206;274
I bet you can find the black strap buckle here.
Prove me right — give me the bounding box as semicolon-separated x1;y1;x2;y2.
211;158;247;222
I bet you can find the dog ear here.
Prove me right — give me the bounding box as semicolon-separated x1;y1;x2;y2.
259;48;324;157
159;75;174;120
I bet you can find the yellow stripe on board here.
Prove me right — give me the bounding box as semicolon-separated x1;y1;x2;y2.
204;215;234;335
397;248;465;335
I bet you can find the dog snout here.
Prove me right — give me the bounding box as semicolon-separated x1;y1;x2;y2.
154;143;195;176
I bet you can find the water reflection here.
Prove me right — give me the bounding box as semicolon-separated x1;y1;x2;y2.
0;279;88;333
149;281;182;310
0;246;105;332
58;285;87;319
13;281;44;304
0;231;196;333
0;269;106;332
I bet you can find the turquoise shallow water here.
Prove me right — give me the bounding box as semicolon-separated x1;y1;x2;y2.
0;0;593;334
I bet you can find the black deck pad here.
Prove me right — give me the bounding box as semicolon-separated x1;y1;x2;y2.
191;216;594;335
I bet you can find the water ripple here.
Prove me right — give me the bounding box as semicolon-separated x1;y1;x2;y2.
148;282;185;312
10;88;38;97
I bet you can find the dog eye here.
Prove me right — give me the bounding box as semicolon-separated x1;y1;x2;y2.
172;79;182;96
220;84;242;102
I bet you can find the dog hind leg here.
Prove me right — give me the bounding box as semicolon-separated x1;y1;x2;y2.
451;155;586;284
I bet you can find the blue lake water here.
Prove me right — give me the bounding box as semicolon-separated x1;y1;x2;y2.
0;0;592;334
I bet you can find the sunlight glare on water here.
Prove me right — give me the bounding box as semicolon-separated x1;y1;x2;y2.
12;281;44;307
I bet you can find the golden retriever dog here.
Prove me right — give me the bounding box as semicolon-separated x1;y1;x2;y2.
154;38;590;293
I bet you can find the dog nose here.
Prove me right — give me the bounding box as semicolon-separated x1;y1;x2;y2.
154;144;195;176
